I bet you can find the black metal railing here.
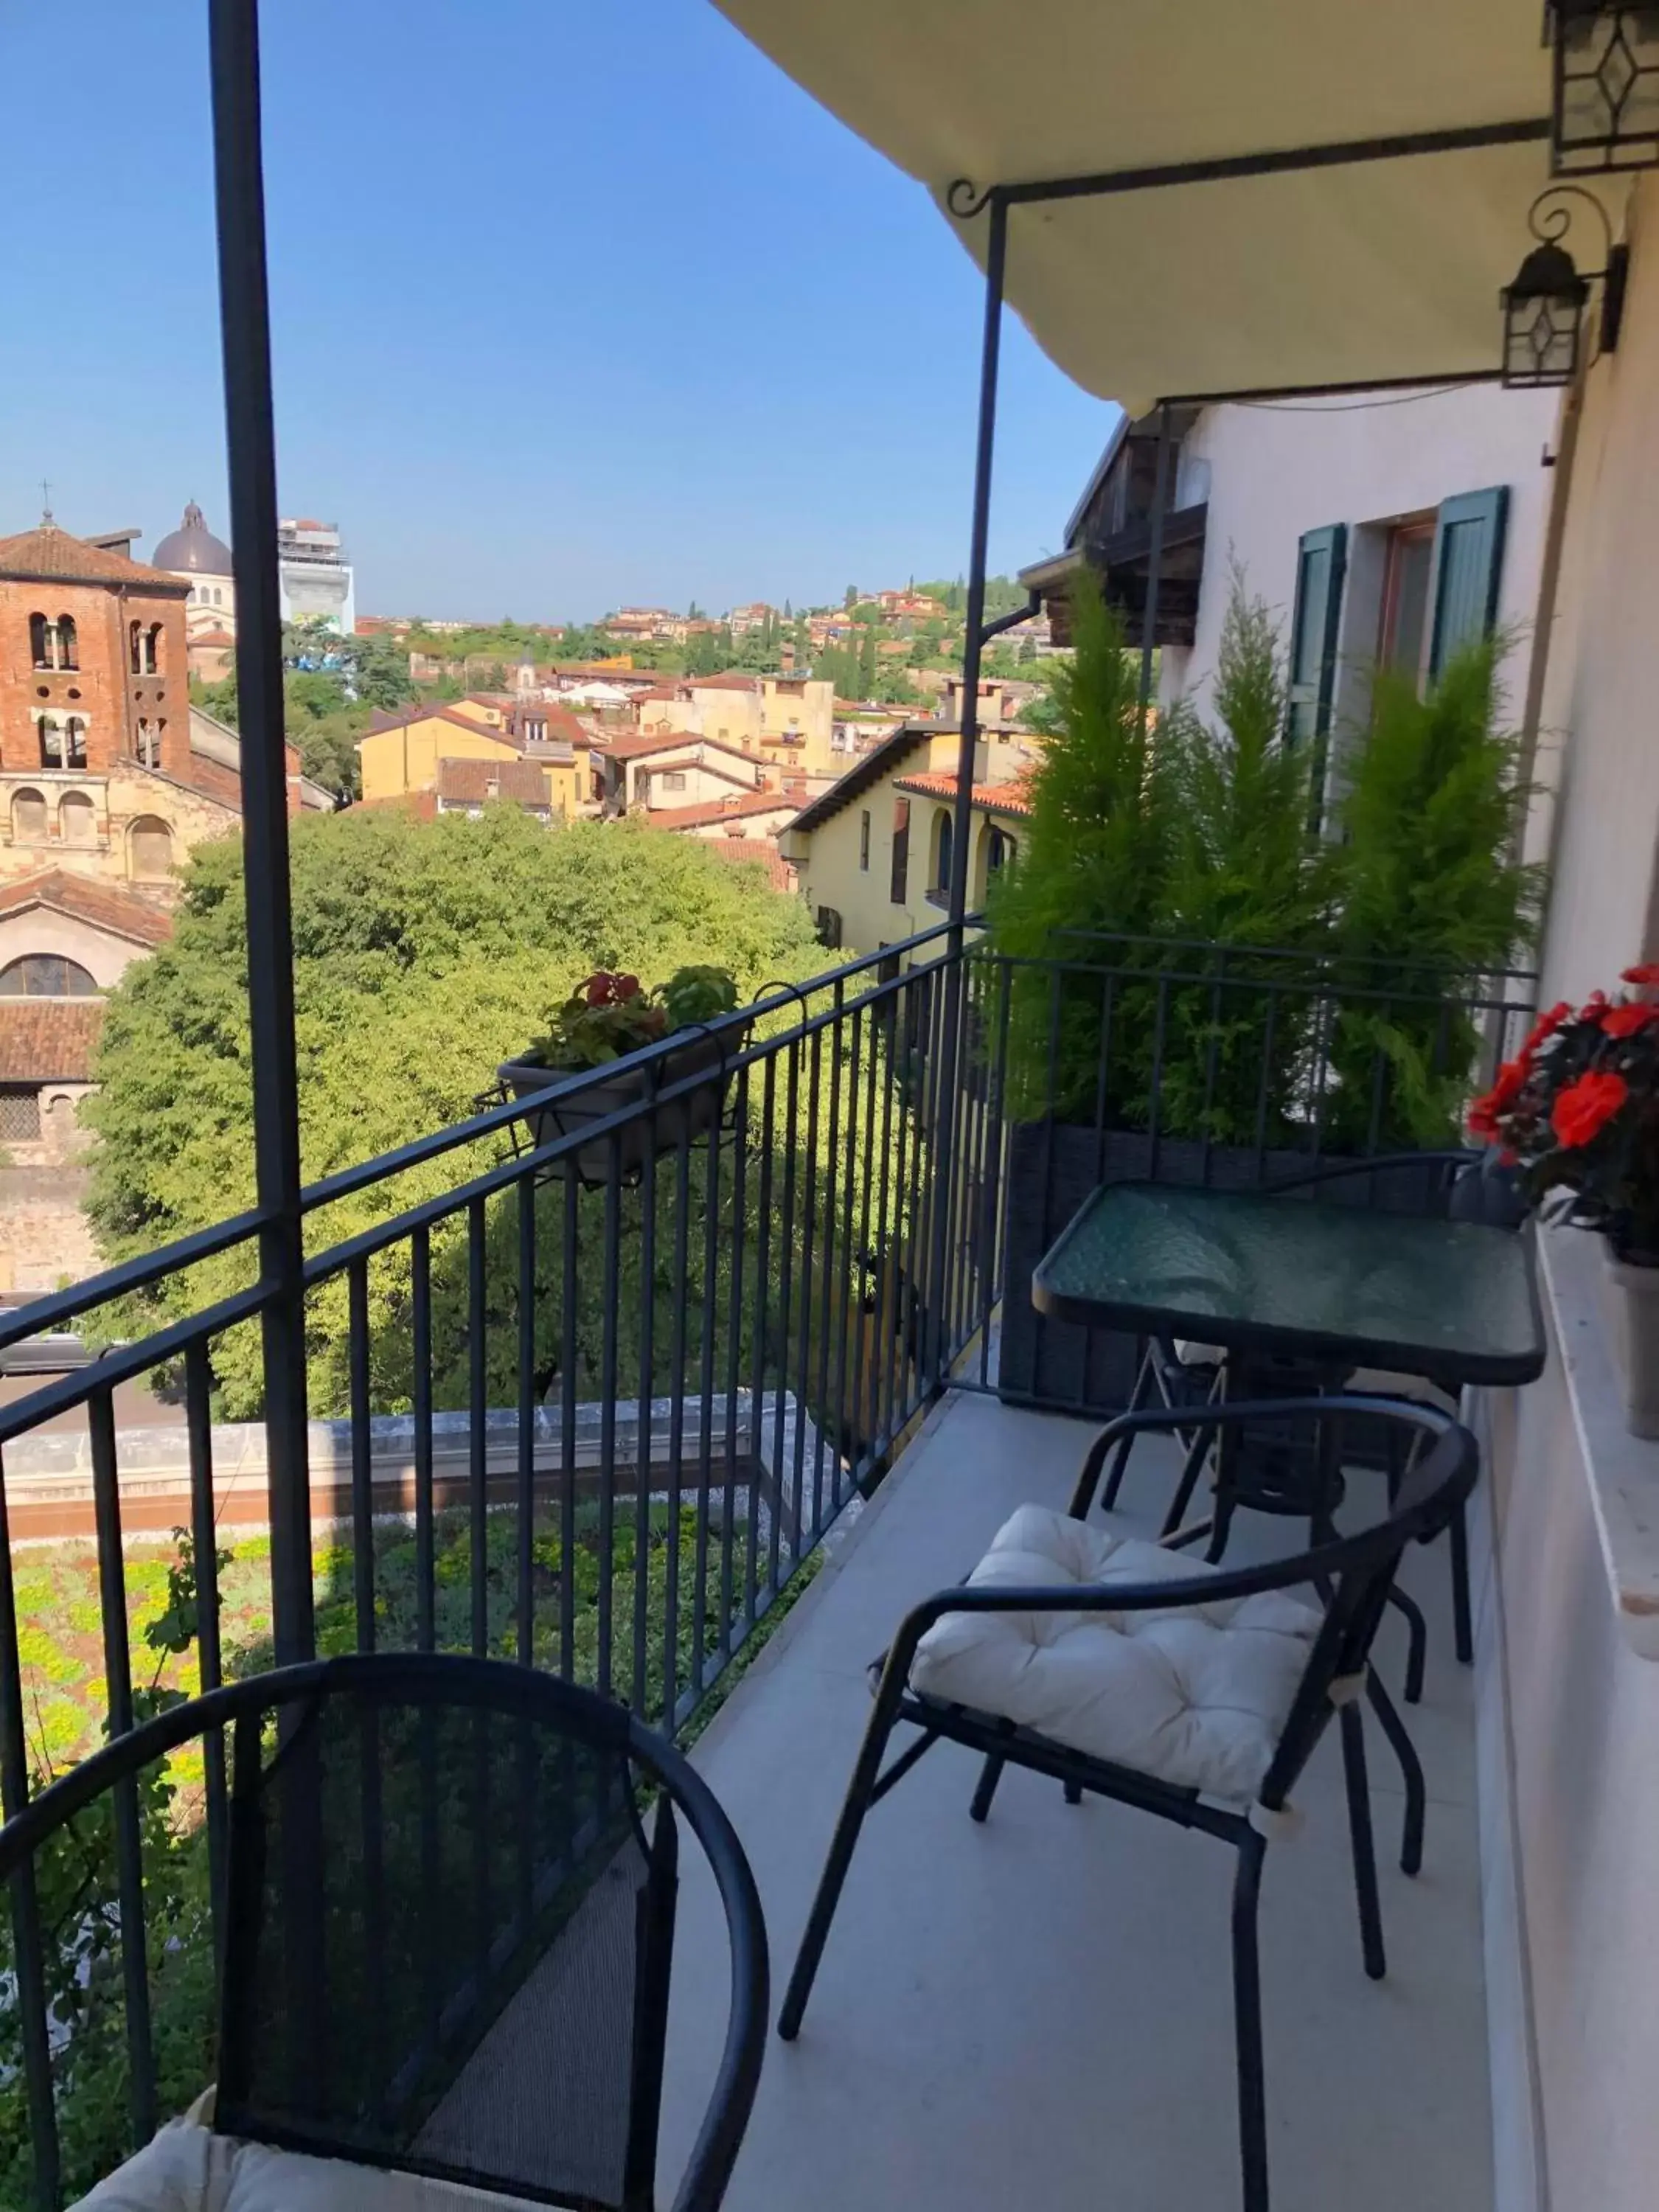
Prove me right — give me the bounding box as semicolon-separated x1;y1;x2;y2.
0;919;1536;2202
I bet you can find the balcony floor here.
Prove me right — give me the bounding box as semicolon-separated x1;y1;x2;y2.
657;1388;1494;2212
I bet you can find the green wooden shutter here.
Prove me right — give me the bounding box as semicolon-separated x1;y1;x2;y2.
1427;487;1509;680
1285;524;1348;748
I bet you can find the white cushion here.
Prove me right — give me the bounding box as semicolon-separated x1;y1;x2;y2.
74;2117;541;2212
908;1505;1323;1804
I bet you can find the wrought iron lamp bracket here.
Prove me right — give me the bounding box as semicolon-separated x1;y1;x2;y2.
1528;182;1630;356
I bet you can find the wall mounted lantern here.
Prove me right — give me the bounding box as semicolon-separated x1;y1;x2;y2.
1548;1;1659;173
1500;185;1629;385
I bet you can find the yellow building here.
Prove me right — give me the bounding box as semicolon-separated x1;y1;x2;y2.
357;702;586;819
653;672;838;776
779;725;1034;956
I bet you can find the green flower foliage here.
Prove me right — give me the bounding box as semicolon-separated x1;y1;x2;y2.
81;807;821;1417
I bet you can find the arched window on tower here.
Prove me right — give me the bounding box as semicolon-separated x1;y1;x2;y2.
146;622;164;675
29;613;49;668
58;790;96;846
61;715;88;769
129;620;142;673
129;815;174;881
56;614;77;669
136;718;164;768
38;714;64;768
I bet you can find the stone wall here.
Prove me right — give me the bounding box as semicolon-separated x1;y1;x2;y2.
0;1166;97;1293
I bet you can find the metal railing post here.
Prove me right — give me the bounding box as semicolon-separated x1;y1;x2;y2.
208;0;313;1660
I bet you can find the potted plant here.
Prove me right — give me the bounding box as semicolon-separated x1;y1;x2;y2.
1469;965;1659;1435
498;964;744;1180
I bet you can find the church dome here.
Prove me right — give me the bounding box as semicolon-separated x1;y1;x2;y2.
153;501;233;576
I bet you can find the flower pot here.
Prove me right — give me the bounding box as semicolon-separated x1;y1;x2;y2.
1598;1239;1659;1439
498;1027;748;1183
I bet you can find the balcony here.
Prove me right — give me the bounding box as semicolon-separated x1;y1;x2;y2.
0;925;1530;2206
653;1382;1495;2211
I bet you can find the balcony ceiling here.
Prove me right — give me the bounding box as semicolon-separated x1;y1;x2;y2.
714;0;1588;410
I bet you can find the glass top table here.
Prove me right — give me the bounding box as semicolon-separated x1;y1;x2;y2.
1032;1180;1545;1389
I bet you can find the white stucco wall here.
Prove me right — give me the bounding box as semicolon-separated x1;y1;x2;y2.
1479;173;1659;2212
1531;175;1659;1002
1159;382;1560;727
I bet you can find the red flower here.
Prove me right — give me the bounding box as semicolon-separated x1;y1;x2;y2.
1551;1069;1630;1149
1467;1058;1528;1140
1621;963;1659;987
1599;1001;1659;1040
1520;1001;1573;1057
583;971;642;1008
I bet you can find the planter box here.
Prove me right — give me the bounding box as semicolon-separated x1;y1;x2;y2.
498;1028;747;1183
997;1121;1452;1417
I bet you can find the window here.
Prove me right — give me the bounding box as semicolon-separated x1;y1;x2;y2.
131;622;161;675
889;798;909;904
0;1088;41;1143
859;809;871;872
0;955;97;997
931;808;954;898
1286;524;1348;751
1377;519;1436;683
136;718;164;768
1427;487;1509;681
147;622;164;675
130;815;174;880
10;787;47;841
28;613;75;670
59;790;97;846
41;715;86;770
660;771;687;792
815;905;843;949
987;826;1014;877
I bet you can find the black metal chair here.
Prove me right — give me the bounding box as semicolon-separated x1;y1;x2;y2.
0;1652;768;2212
777;1394;1477;2212
1097;1149;1520;1672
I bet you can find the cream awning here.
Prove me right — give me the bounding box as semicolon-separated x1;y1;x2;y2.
713;1;1594;411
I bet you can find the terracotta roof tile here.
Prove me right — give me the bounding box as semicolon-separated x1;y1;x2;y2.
434;756;552;807
0;1000;105;1082
703;837;798;892
594;730;758;765
0;522;187;591
0;870;173;947
647;790;796;830
892;769;1035;816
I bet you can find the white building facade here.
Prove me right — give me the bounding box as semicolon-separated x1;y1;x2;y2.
276;516;356;634
1157;383;1559;740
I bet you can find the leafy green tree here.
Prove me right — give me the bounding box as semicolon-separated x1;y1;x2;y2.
987;580;1183;1118
1324;631;1543;1143
83;811;822;1419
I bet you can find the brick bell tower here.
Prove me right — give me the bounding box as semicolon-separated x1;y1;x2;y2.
0;512;192;783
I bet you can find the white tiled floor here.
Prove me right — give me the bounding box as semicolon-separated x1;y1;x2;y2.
655;1388;1495;2212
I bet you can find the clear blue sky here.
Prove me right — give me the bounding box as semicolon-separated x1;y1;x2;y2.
0;1;1116;625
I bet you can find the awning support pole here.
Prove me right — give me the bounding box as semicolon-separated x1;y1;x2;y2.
947;190;1008;929
209;0;314;1662
923;192;1006;1391
1137;401;1173;726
